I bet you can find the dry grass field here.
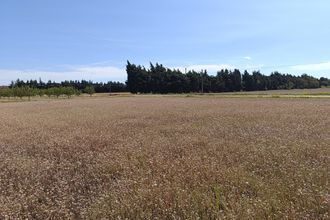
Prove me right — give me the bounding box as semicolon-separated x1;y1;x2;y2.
0;96;329;219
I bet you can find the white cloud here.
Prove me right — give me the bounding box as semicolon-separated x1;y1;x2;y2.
73;66;126;80
0;65;127;85
173;64;236;74
0;63;239;85
243;56;252;60
245;64;264;70
290;61;330;71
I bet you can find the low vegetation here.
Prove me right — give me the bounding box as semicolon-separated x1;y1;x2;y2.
0;96;329;219
83;85;96;97
9;78;127;93
0;86;85;100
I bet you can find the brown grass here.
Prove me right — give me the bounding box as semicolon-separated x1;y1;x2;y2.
223;87;330;95
0;97;329;219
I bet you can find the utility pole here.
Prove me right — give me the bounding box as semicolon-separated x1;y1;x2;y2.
201;69;204;94
109;82;112;96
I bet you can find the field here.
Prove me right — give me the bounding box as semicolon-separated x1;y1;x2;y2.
0;95;329;219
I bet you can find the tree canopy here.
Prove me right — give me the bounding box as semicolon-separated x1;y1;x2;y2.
9;79;127;93
126;61;329;94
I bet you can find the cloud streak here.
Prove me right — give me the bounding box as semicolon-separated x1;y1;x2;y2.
0;63;257;85
2;61;328;85
243;56;252;60
290;61;330;72
0;63;240;85
173;64;236;74
0;65;127;85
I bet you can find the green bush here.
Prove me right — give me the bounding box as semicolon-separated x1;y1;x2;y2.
1;86;82;101
0;88;13;99
11;86;38;100
62;87;77;98
38;89;45;97
84;86;95;96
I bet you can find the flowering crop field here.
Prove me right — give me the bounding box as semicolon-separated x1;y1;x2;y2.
0;97;329;219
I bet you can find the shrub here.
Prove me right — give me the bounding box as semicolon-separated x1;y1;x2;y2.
84;86;95;96
62;87;77;99
0;88;13;99
38;89;45;97
1;86;81;101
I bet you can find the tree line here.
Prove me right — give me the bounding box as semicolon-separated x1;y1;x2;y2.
9;79;127;93
0;86;100;100
0;78;128;100
126;61;330;93
0;86;86;100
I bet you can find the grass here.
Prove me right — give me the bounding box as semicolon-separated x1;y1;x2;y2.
1;88;330;103
0;96;329;219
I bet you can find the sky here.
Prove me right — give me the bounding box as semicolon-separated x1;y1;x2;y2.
0;0;329;85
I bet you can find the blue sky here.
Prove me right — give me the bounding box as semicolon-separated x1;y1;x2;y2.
0;0;329;84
